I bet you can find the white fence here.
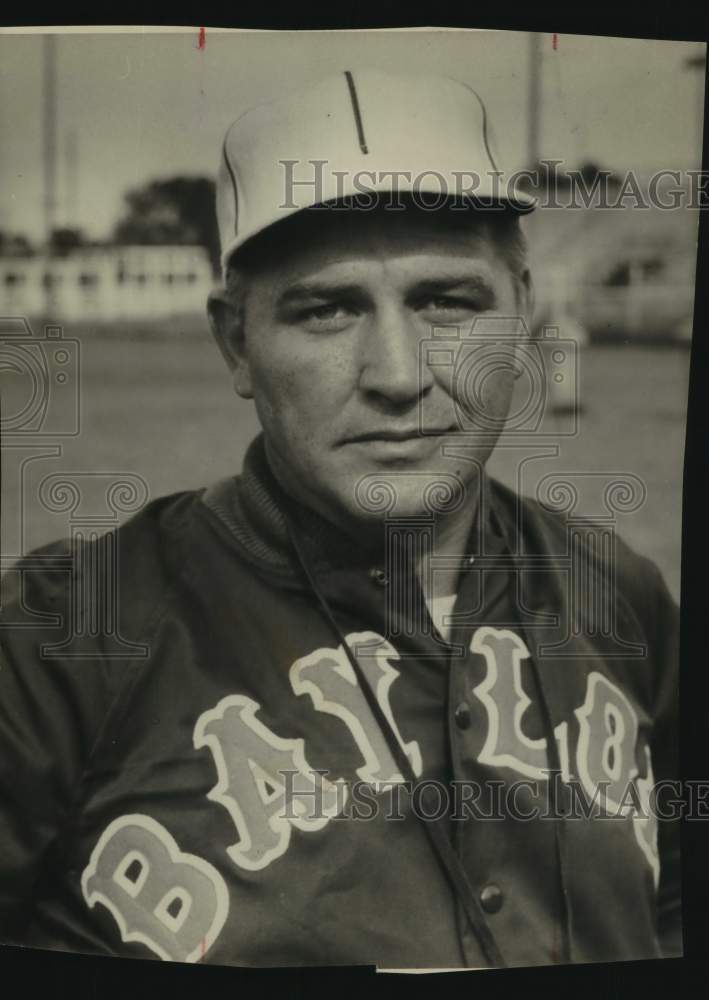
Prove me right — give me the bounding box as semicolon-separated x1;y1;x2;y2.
0;245;214;323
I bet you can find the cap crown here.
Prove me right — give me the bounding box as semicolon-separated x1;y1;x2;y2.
217;68;532;274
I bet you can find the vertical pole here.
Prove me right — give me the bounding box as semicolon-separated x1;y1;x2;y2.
65;127;78;227
43;33;57;245
528;32;542;169
43;33;57;316
685;50;706;170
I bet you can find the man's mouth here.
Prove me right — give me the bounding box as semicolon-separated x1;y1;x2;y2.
342;427;458;453
345;426;456;444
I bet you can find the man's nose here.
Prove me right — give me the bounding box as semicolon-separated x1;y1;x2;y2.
357;304;433;404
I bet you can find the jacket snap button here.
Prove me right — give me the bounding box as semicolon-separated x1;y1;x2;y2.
454;702;471;729
369;567;388;586
480;883;503;914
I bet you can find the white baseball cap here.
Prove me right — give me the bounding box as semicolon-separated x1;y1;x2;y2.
216;68;535;275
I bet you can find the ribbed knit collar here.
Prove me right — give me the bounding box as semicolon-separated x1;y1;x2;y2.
200;434;389;579
199;433;509;585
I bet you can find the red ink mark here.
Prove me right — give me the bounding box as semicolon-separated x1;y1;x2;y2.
197;27;206;50
200;936;206;959
552;33;558;50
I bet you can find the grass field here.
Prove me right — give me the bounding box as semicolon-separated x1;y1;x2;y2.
1;320;689;600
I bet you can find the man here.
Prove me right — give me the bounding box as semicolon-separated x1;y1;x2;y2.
0;69;680;970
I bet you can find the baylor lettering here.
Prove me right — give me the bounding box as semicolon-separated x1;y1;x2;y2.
81;814;229;963
193;695;344;871
471;627;570;781
290;631;422;784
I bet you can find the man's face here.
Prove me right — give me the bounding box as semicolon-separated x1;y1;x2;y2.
210;208;531;528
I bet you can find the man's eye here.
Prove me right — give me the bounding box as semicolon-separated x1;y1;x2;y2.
298;303;355;329
309;304;343;319
419;296;479;313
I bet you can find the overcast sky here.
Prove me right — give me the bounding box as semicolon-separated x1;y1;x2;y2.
0;27;705;242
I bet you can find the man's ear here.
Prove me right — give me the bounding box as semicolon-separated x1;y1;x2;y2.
207;288;254;399
518;267;535;331
510;268;534;380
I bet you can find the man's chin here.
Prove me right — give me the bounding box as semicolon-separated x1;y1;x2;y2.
344;478;469;523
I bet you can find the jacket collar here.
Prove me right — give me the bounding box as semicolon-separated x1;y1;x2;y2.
198;433;515;586
200;434;389;582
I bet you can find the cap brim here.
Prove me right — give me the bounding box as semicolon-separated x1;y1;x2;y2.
221;185;536;274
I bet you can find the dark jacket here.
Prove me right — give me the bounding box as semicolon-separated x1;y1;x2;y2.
0;435;681;969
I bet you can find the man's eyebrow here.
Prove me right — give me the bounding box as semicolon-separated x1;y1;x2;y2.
409;276;498;306
410;276;496;295
275;274;499;309
276;282;363;308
